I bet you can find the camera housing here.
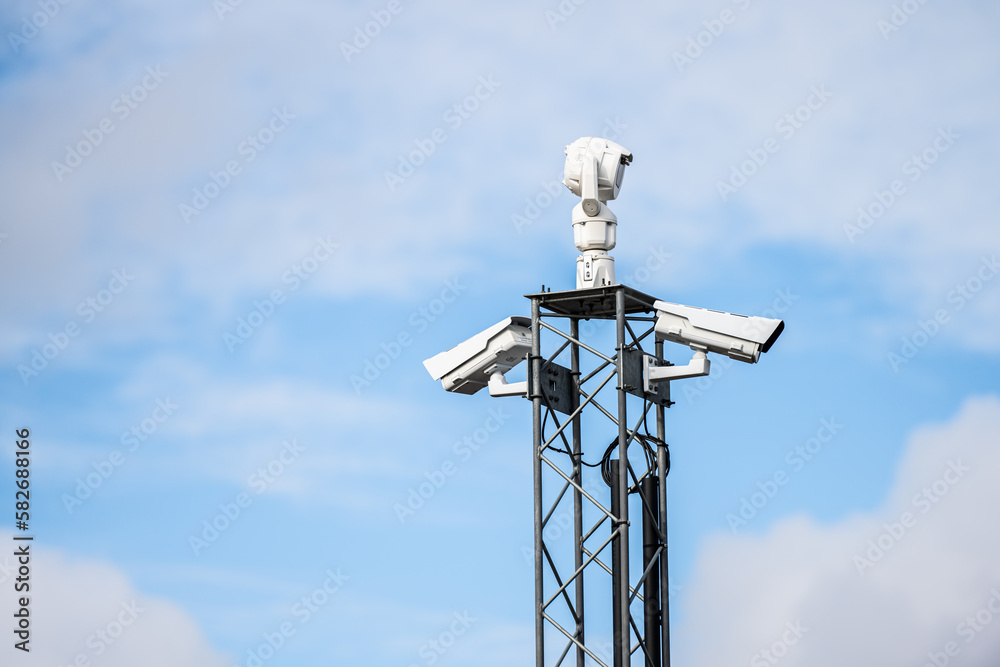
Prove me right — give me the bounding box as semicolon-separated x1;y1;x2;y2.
422;317;532;395
652;300;784;363
563;137;633;208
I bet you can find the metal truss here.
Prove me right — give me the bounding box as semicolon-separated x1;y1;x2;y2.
528;285;673;667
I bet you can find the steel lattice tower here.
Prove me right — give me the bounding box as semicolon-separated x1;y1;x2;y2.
422;138;783;667
526;284;673;667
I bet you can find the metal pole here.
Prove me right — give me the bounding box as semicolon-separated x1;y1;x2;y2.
641;475;660;666
571;318;585;667
655;339;670;667
615;288;630;667
610;458;622;667
532;297;545;667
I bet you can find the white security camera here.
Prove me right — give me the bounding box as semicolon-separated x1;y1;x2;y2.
643;301;784;389
423;317;532;397
653;300;784;363
563;137;633;289
564;137;632;209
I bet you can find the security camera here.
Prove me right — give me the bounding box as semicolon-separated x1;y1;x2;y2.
643;301;784;389
563;137;633;289
564;137;632;209
652;300;783;362
423;317;532;397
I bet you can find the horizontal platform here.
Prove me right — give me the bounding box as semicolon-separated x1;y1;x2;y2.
524;284;661;318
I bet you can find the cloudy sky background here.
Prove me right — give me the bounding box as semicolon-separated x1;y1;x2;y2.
1;0;998;665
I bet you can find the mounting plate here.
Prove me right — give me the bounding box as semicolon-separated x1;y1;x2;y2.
530;360;575;416
623;347;672;407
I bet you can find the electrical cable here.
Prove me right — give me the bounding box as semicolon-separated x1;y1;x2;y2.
542;402;671;487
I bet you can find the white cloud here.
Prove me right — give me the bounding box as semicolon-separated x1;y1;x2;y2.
676;394;1000;667
0;536;228;666
1;0;997;362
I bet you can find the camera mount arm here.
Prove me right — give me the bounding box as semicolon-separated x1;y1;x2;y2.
487;369;528;398
642;348;711;393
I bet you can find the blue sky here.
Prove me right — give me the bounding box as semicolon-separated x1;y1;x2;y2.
2;1;999;666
